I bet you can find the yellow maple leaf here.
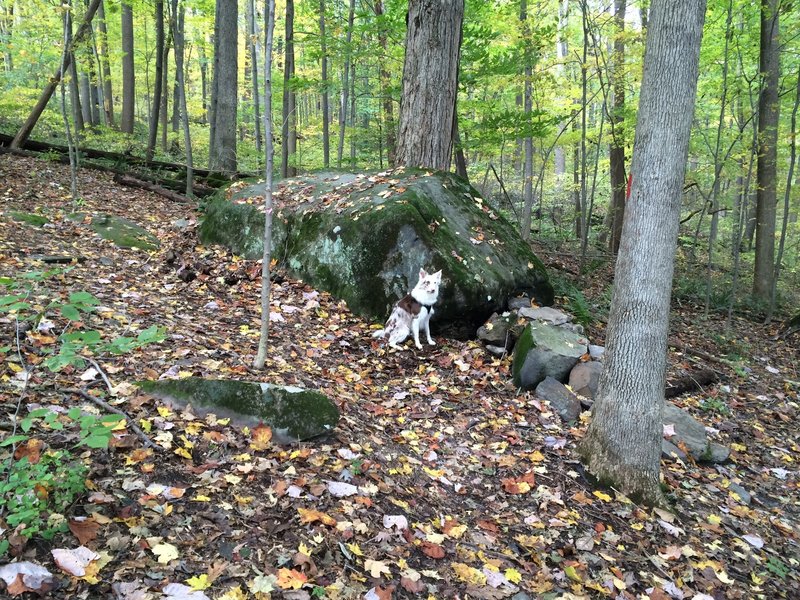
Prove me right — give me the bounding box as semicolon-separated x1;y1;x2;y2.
346;542;363;556
152;542;179;564
593;490;612;502
186;574;212;590
297;507;337;527
505;568;522;584
452;562;487;586
276;567;307;590
364;559;391;579
218;585;248;600
174;447;192;460
563;565;582;582
250;424;273;451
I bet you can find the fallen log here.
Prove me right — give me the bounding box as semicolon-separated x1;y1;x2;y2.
113;173;191;203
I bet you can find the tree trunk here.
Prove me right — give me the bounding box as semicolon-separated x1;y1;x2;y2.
319;0;330;167
396;0;464;171
254;0;277;369
146;0;165;162
0;2;13;72
170;6;183;139
608;0;626;254
96;0;114;126
169;0;192;196
120;0;135;134
247;0;263;154
520;0;534;240
753;0;780;304
199;36;209;124
578;0;706;506
69;51;85;132
375;0;396;166
160;30;171;151
209;0;238;173
336;0;355;168
281;0;297;177
11;0;102;149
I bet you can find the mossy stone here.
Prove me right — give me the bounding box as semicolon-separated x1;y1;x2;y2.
90;214;160;251
137;378;339;444
9;211;49;227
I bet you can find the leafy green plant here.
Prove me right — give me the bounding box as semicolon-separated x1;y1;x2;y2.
550;275;594;327
698;397;731;416
0;451;88;556
2;408;123;451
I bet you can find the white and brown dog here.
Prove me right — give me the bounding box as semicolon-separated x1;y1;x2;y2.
373;268;442;350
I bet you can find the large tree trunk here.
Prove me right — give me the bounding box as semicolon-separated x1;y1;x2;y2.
396;0;464;171
753;0;780;304
578;0;706;506
10;0;102;149
0;2;13;72
96;0;114;127
209;0;238;173
319;0;330;167
120;0;135;134
608;0;627;254
280;0;297;177
146;0;165;162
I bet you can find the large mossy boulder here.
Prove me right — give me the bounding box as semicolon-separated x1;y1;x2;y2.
138;378;339;444
199;169;553;338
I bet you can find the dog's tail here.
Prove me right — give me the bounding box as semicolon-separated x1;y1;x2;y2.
372;329;386;339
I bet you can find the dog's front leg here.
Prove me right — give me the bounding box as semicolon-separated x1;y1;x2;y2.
412;317;423;349
424;310;435;345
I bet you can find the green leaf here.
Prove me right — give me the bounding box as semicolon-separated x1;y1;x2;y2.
68;291;100;307
60;304;81;321
0;434;29;447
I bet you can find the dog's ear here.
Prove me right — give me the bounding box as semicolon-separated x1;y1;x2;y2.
433;270;442;281
419;268;428;279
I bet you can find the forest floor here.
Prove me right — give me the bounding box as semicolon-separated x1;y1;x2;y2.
1;153;798;600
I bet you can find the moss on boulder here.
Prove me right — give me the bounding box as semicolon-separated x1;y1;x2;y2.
199;169;553;338
138;378;339;444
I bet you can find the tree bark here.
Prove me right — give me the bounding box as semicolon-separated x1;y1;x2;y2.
209;0;238;173
146;0;165;162
319;0;330;167
753;0;780;304
247;0;263;154
254;0;277;369
96;0;114;126
396;0;464;171
120;0;135;134
520;0;534;240
578;0;706;506
11;0;102;149
374;0;396;166
169;0;191;196
608;0;626;254
336;0;355;168
280;0;297;177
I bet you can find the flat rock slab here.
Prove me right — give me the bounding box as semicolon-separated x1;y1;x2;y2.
138;378;339;444
535;376;581;422
663;402;729;463
518;306;571;325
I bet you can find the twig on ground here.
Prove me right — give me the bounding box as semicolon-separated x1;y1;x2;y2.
60;386;160;451
85;356;115;393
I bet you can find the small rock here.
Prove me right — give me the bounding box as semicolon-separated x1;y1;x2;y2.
568;362;603;399
559;322;585;336
535;377;581;422
663;403;731;463
588;344;605;360
99;257;114;267
485;344;508;357
508;297;532;311
661;440;688;461
727;482;752;505
518;306;571;325
707;442;730;463
172;218;192;229
512;322;588;389
477;312;518;348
